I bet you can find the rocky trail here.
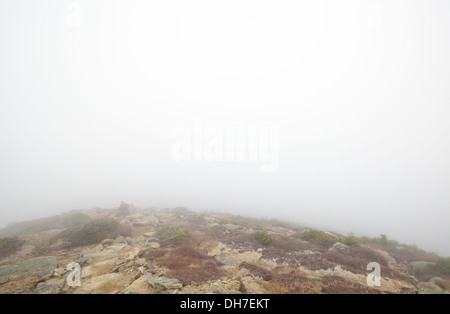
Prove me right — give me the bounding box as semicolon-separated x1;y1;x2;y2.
0;205;448;294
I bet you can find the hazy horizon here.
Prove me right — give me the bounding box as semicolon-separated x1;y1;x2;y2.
1;1;449;256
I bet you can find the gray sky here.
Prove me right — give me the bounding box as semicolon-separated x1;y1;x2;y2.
0;1;449;256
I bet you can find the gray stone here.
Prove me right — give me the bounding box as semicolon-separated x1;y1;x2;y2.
113;236;128;245
0;276;8;284
0;256;58;281
329;242;349;253
148;276;182;291
405;289;449;294
78;249;101;260
33;282;62;294
35;266;55;283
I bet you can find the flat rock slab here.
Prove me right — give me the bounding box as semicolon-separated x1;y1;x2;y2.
0;256;58;282
148;276;182;291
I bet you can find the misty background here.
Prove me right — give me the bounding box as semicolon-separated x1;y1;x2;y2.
0;1;449;256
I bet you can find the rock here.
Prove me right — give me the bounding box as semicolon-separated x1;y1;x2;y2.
130;236;146;245
113;236;128;245
216;289;242;294
118;201;131;217
429;277;444;284
0;276;9;285
148;276;182;291
143;232;155;238
53;267;67;278
0;256;58;282
138;267;146;275
146;263;155;272
417;282;442;291
148;242;160;249
101;239;114;246
123;275;154;294
78;249;101;260
406;289;450;294
35;266;55;283
127;248;143;260
329;242;349;253
135;258;147;267
34;282;62;294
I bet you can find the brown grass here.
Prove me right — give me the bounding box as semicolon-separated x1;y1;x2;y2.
270;235;310;253
324;246;389;275
240;262;273;281
156;245;223;285
321;275;383;294
263;268;322;294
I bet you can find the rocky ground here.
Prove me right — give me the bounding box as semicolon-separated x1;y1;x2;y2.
0;205;448;294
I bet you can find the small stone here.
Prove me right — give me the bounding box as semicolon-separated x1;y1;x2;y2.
35;266;55;283
113;236;128;245
148;277;182;291
149;242;160;249
101;239;114;246
135;258;147;267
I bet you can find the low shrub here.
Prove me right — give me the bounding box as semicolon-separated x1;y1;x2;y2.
437;257;450;275
300;230;336;247
253;230;272;246
112;223;133;238
156;245;223;285
339;236;360;247
156;226;190;242
64;218;119;247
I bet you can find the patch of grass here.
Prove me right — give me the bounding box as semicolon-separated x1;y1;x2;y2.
156;226;190;242
270;234;309;253
253;230;272;246
300;230;337;247
262;267;322;294
156;245;223;285
0;236;24;258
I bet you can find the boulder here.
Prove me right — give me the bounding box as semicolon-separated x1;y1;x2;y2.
35;266;55;283
417;282;442;291
329;242;349;253
148;276;182;291
0;256;58;282
113;236;128;245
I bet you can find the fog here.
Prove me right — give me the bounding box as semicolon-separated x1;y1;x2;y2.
0;1;449;256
